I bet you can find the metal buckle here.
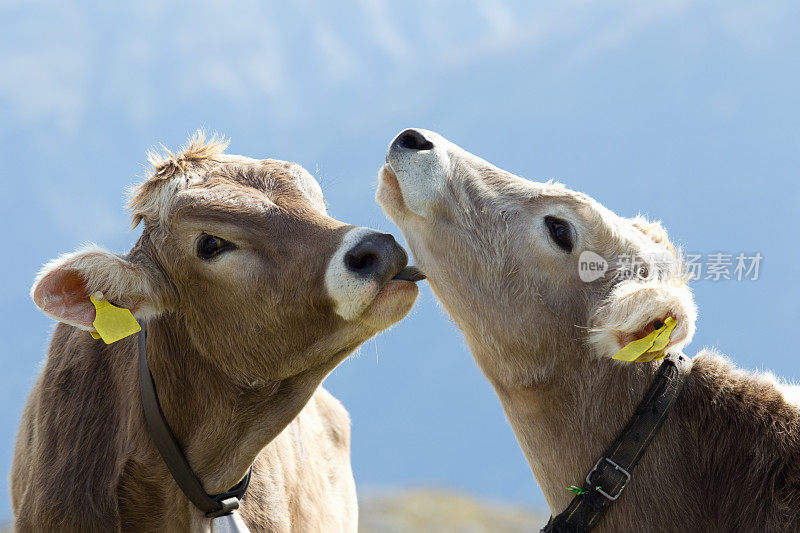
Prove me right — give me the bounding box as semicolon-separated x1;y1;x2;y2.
206;497;240;518
586;458;631;501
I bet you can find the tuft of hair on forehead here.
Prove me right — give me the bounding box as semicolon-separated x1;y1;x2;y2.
128;130;229;228
630;216;675;255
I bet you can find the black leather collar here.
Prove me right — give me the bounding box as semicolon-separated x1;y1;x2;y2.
137;321;253;518
542;353;690;532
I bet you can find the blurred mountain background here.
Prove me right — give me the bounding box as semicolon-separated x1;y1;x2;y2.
359;490;547;532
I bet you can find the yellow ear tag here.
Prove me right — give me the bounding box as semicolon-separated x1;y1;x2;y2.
89;292;141;344
612;317;677;363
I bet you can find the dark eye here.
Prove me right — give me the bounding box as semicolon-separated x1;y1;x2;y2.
197;234;235;260
544;216;574;252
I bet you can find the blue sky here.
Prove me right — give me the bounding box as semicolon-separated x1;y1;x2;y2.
1;0;799;522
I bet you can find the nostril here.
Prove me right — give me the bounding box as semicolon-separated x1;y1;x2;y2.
345;251;378;273
397;129;434;151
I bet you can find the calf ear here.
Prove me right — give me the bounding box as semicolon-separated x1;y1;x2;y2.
590;278;697;359
31;245;159;331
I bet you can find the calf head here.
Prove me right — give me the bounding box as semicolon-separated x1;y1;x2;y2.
377;129;695;387
32;133;419;381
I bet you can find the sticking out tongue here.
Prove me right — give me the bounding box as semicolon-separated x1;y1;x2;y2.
392;266;426;282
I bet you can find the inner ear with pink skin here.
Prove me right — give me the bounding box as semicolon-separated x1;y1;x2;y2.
31;245;157;331
619;316;675;347
590;278;697;359
32;268;96;330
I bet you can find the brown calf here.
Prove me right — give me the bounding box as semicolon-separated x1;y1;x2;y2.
13;133;421;532
377;128;800;531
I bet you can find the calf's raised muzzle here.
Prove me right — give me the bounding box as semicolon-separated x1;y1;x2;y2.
381;128;451;220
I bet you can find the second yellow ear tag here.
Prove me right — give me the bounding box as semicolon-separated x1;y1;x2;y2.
89;292;141;344
612;317;677;363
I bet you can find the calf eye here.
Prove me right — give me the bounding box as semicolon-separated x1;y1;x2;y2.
544;216;574;253
197;234;235;260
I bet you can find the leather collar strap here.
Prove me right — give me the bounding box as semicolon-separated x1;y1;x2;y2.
138;321;252;518
542;353;690;532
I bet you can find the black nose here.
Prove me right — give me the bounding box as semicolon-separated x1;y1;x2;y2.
394;129;434;151
345;232;408;282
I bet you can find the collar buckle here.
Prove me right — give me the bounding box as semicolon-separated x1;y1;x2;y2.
207;497;240;518
586;457;631;501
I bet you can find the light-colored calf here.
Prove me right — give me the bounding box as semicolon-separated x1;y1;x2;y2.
13;134;421;532
377;128;800;531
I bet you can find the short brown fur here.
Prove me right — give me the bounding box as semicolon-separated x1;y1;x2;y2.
14;134;416;531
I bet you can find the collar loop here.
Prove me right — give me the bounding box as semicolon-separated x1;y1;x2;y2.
542;353;690;532
137;320;253;517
